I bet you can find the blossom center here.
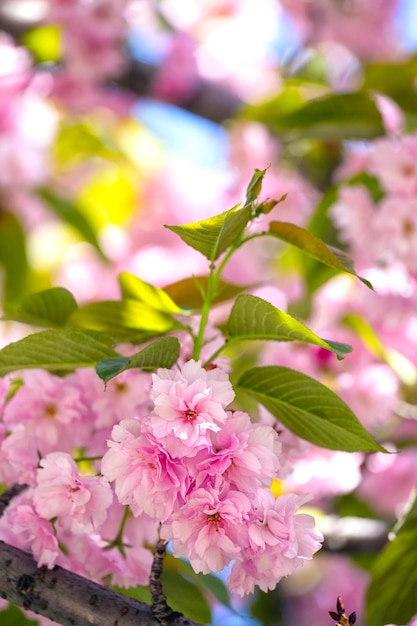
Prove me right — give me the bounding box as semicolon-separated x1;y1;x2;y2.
183;408;198;421
44;403;57;418
207;512;223;531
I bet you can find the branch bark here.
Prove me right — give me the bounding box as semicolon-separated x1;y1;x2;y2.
0;540;202;626
0;8;243;125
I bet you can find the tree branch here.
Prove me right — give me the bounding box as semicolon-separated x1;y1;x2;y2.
0;540;202;626
0;6;243;125
321;515;388;553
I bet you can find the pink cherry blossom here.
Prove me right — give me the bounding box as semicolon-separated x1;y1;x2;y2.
358;447;417;517
101;418;190;521
192;410;282;496
146;359;234;455
0;493;59;569
370;133;417;195
3;370;91;451
161;484;251;574
228;490;323;596
34;452;113;534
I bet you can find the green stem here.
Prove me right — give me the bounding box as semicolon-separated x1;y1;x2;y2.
193;243;240;362
104;506;130;553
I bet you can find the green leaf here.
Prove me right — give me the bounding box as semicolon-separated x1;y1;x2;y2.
38;189;105;258
3;287;78;327
164;275;253;310
70;299;183;342
0;604;39;625
164;553;232;610
237;366;386;452
268;221;373;289
116;570;211;625
244;91;385;140
161;567;212;624
118;272;181;314
96;336;180;383
228;295;352;360
0;329;119;376
347;172;385;203
165;203;252;262
366;491;417;626
0;211;29;301
245;167;268;205
363;56;417;113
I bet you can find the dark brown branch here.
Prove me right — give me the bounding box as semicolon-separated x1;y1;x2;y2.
149;538;182;626
0;7;243;125
0;541;202;626
0;484;28;517
117;59;243;123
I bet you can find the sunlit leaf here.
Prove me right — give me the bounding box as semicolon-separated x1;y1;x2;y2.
268;221;373;289
96;336;180;383
70;299;183;341
0;330;119;376
118;272;181;314
21;24;61;63
165;204;252;261
228;295;351;360
343;313;417;386
237;366;386;452
39;189;105;258
78;165;135;227
3;287;78;327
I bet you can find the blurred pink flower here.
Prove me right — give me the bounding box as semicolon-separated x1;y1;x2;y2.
358;448;417;517
3;370;91;451
370;133;417;195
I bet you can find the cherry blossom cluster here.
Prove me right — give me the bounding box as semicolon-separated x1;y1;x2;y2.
0;359;322;597
101;359;323;595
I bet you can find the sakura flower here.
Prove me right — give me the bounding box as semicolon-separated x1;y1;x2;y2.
229;490;323;596
192;410;282;496
13;503;60;569
370;133;417;195
101;418;190;521
146;359;234;456
1;425;43;486
372;195;417;272
0;494;59;569
3;370;91;451
161;484;251;574
33;452;113;534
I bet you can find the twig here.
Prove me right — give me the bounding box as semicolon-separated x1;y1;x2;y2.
149;538;182;626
